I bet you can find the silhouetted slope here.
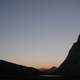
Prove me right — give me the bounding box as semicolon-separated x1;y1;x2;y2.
47;67;57;74
39;67;57;75
0;60;42;78
54;35;80;76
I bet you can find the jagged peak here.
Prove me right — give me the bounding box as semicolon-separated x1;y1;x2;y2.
77;34;80;42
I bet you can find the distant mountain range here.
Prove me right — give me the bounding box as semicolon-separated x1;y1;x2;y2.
0;34;80;79
39;67;57;74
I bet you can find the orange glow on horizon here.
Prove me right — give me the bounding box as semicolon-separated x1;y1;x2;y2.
13;59;63;69
2;53;65;69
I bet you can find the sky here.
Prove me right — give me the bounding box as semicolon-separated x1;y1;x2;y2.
0;0;80;68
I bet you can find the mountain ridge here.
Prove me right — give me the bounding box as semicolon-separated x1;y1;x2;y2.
0;34;80;78
53;34;80;77
0;59;43;79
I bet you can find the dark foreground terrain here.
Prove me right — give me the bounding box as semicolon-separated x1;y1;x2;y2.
0;75;64;80
0;75;80;80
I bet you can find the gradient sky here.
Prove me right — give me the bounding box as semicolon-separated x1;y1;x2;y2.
0;0;80;68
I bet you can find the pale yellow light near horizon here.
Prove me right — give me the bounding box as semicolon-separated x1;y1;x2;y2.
1;0;80;69
2;53;65;69
13;58;64;69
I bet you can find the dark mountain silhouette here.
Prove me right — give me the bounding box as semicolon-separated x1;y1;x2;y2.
54;34;80;77
1;35;80;79
39;67;57;75
46;67;57;74
0;60;42;79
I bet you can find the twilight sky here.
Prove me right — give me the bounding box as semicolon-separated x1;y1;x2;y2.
0;0;80;68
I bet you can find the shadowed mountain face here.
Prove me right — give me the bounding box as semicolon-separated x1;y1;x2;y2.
54;35;80;76
39;67;57;75
0;60;42;78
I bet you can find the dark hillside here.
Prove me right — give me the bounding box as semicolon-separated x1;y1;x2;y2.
54;35;80;77
0;60;42;79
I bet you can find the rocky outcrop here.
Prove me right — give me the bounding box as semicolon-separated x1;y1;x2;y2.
54;35;80;77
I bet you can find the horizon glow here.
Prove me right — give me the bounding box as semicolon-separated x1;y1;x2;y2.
0;0;80;68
